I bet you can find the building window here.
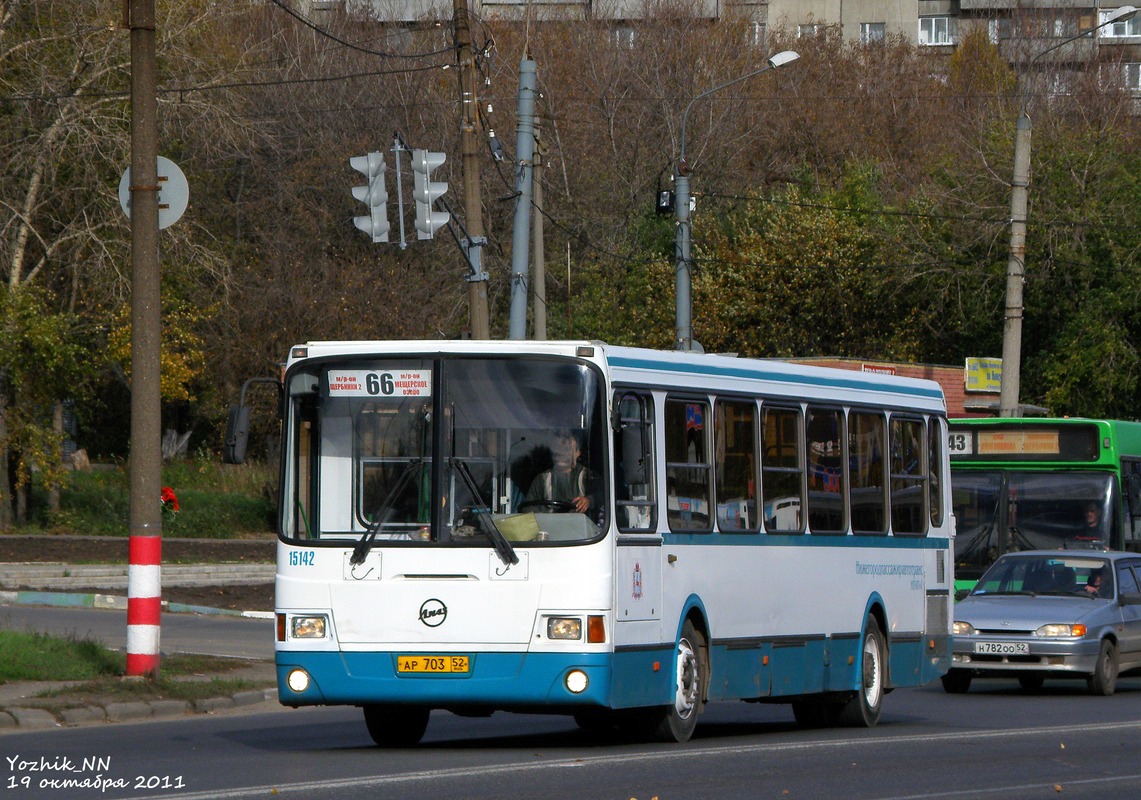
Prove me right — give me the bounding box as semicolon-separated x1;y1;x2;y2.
988;18;1012;43
1101;9;1141;37
1126;63;1141;90
612;24;635;49
860;22;886;44
799;23;826;38
919;16;955;45
748;22;766;48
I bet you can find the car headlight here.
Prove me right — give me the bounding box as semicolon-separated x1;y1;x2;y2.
1036;623;1086;638
952;621;976;636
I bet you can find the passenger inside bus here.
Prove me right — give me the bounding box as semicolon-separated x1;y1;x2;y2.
520;429;597;514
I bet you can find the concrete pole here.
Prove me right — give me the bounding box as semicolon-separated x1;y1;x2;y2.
1000;112;1031;418
532;120;546;340
507;56;537;340
126;0;163;679
453;0;489;339
674;170;694;351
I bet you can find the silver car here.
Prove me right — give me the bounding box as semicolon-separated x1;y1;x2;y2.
944;550;1141;695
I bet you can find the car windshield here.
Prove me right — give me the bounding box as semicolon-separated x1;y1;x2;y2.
971;555;1112;598
281;355;607;546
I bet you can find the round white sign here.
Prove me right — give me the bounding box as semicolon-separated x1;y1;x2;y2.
118;156;189;229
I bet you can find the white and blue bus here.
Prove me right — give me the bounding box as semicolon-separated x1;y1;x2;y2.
247;340;952;745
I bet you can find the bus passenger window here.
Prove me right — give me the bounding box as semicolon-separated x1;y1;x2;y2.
665;398;712;532
715;399;759;532
615;392;656;531
890;417;927;534
807;408;845;534
850;411;887;534
762;406;804;532
929;419;944;527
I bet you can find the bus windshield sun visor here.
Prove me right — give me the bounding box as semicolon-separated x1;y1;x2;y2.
350;458;423;566
451;457;519;567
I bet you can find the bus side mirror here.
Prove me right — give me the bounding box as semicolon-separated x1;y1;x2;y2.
222;376;282;465
621;424;647;484
223;404;250;465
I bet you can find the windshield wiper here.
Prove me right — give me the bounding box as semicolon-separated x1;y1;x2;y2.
350;458;423;566
450;457;518;567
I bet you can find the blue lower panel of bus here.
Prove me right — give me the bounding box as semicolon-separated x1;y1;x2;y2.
707;633;947;700
277;650;621;710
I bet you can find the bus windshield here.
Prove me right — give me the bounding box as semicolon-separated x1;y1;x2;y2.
282;356;607;545
952;470;1116;576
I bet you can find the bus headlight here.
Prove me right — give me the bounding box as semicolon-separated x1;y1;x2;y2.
286;668;310;693
547;617;583;640
565;670;589;694
291;615;328;639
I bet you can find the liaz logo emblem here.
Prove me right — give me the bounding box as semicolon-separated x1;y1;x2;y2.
419;598;448;627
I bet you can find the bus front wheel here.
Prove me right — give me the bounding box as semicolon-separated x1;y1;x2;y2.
647;619;706;743
838;616;885;727
362;704;430;747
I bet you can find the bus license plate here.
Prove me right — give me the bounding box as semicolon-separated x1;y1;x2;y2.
974;641;1029;655
397;655;470;674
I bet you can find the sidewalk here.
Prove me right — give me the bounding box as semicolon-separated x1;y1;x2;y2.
0;563;279;732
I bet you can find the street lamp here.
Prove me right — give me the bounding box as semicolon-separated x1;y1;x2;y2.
999;5;1136;416
674;50;800;352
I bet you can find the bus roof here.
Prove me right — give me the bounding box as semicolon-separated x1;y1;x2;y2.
287;340;947;412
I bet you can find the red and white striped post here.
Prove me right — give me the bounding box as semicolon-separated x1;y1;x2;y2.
127;534;162;676
125;0;164;679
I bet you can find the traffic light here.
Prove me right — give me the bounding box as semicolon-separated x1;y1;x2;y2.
411;149;449;240
350;151;389;243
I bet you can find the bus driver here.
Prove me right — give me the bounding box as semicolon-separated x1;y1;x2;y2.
523;430;596;514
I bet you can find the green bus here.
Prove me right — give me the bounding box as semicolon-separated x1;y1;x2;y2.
948;417;1141;593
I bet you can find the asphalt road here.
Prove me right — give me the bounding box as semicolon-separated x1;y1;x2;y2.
5;605;1141;800
4;678;1141;800
0;605;273;660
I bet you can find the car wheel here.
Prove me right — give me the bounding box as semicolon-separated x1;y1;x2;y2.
941;669;972;694
1088;639;1119;697
363;704;430;746
837;616;885;727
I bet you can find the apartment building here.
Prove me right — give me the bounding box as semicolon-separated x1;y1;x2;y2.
306;0;1139;90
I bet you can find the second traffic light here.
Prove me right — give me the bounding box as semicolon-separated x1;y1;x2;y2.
350;151;389;243
411;149;449;240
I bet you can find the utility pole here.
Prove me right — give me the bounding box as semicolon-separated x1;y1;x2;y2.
999;113;1030;417
126;0;163;679
508;55;538;340
532;118;547;340
998;5;1137;416
453;0;489;338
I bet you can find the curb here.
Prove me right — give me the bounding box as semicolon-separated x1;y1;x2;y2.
0;687;277;732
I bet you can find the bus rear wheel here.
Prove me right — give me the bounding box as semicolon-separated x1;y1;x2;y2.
837;616;885;727
362;704;430;747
